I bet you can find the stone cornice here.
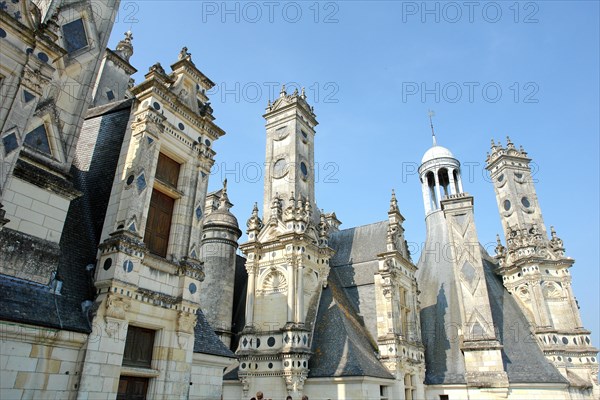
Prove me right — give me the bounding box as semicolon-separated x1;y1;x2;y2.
132;81;225;141
170;58;215;89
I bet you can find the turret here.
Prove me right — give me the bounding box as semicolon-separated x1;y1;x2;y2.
199;180;242;347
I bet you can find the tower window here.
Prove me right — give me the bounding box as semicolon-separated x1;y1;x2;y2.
521;197;531;208
62;18;88;54
438;168;450;197
453;169;460;194
503;199;511;211
426;171;437;210
300;162;308;177
24;125;52;155
498;174;504;182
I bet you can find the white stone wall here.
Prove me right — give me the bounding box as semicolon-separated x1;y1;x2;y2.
303;377;398;400
2;177;70;243
190;353;234;400
425;384;575;400
0;321;87;400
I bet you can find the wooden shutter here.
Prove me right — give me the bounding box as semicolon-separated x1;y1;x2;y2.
144;189;174;257
122;326;155;368
155;153;180;188
117;376;149;400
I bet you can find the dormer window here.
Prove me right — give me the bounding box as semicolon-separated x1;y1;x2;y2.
62;18;88;53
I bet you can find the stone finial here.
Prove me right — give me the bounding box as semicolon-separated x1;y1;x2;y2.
301;87;306;100
179;46;191;61
149;62;166;75
318;212;330;239
389;189;399;213
519;145;528;156
495;234;506;257
280;84;287;98
218;180;230;210
115;31;134;62
549;225;564;250
506;136;514;148
247;202;263;233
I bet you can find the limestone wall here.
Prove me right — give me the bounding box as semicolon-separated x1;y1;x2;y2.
0;321;87;400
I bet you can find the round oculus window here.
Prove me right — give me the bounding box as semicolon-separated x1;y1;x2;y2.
273;159;288;178
300;162;308;177
498;174;504;182
503;199;511;211
521;197;531;208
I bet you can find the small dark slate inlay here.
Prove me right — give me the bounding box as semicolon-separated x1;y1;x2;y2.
267;337;275;347
123;260;134;273
178;122;185;130
2;133;18;155
23;90;35;103
136;173;147;192
37;52;49;63
153;101;161;110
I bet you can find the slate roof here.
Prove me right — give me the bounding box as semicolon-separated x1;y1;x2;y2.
309;269;393;379
194;309;236;358
0;100;134;334
308;221;393;379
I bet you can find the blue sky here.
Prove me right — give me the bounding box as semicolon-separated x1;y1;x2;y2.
108;1;599;346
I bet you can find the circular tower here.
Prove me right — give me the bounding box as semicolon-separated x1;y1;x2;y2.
199;182;242;347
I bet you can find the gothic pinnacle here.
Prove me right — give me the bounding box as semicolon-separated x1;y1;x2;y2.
390;189;399;212
506;136;514;148
280;84;286;97
218;179;229;210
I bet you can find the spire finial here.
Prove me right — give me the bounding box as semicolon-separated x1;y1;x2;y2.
280;84;287;98
115;30;134;62
390;189;399;212
506;135;514;148
428;110;437;146
218;180;230;210
179;46;191;61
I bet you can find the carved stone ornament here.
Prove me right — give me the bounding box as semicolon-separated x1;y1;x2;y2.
105;292;130;320
22;66;52;95
178;311;197;334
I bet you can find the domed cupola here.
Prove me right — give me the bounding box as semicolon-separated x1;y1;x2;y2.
418;122;463;215
202;179;241;234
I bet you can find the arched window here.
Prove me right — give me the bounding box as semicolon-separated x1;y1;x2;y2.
453;169;460;194
438;168;450;197
426;171;437;210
